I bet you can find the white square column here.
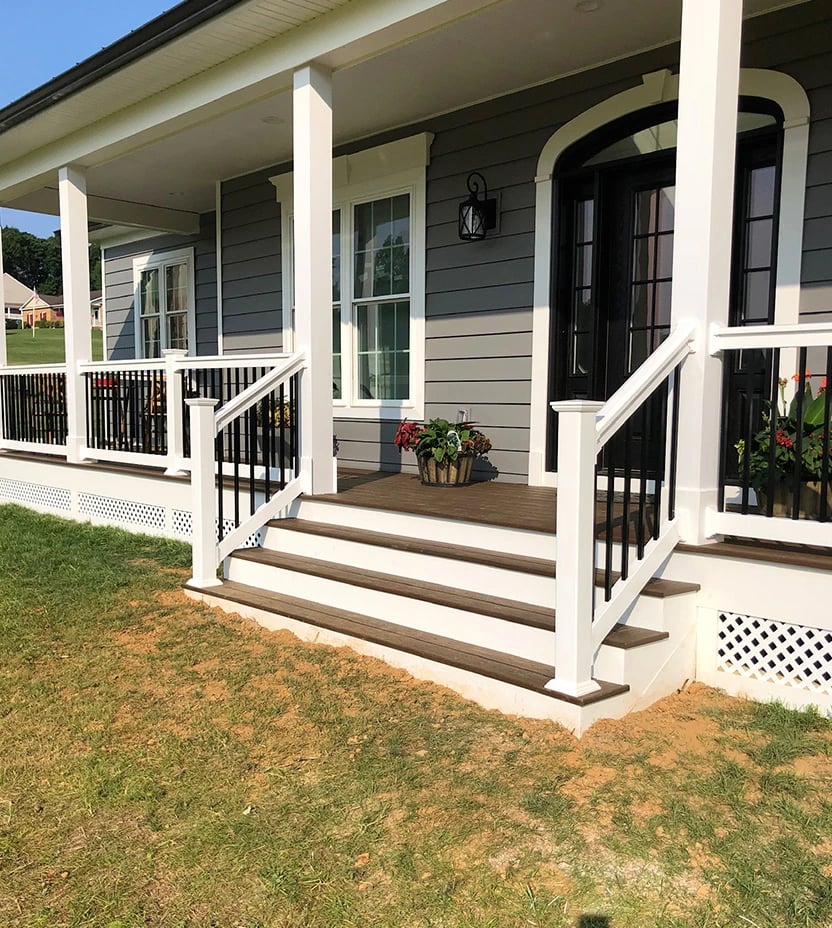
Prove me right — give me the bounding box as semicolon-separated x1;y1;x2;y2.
0;224;7;367
293;63;335;495
670;0;743;544
59;165;92;463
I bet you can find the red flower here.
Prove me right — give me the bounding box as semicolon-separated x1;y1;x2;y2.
793;369;812;382
394;419;422;453
820;377;828;395
775;429;794;449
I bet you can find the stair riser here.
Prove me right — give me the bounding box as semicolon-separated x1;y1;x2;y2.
261;525;557;607
226;556;555;663
293;498;558;560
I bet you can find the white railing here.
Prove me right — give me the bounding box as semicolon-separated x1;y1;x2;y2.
546;322;697;698
710;321;832;547
187;351;307;587
0;351;291;473
0;364;69;455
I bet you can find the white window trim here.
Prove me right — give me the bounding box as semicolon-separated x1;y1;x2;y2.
528;68;810;487
271;132;432;420
132;246;196;359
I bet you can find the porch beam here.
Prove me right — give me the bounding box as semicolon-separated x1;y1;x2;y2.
58;164;92;464
670;0;743;545
293;63;335;495
0;224;6;367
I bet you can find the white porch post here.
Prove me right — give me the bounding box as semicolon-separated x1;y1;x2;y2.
293;63;335;495
0;224;7;368
545;400;603;699
58;165;92;463
187;397;222;588
670;0;743;544
163;348;188;474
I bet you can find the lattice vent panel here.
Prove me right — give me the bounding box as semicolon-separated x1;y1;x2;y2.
78;494;166;531
0;479;71;512
171;510;262;548
718;611;832;695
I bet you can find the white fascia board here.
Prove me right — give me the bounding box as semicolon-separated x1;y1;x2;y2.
0;0;478;202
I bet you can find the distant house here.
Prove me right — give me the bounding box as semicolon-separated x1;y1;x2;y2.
3;272;31;329
90;290;103;329
21;293;64;327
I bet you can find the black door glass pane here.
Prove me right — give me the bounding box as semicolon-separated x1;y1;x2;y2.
632;237;652;282
743;270;771;323
746;218;773;270
630;284;652;329
749;165;776;218
657;187;675;232
577;244;593;287
656;233;674;279
655;281;673;327
576;199;594;243
635;190;657;236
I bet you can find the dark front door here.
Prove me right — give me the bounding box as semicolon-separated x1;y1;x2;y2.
549;154;676;471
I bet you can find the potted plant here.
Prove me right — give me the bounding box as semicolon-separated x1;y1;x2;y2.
394;417;492;486
736;373;831;517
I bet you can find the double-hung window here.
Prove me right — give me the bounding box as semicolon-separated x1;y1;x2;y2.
133;248;195;358
275;134;429;419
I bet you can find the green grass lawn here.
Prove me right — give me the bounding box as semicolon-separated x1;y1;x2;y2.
1;505;831;928
6;327;103;365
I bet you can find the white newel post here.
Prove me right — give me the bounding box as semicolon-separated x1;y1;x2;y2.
58;165;93;463
670;0;743;544
187;397;221;588
293;63;335;495
163;348;188;474
545;400;603;698
0;223;7;368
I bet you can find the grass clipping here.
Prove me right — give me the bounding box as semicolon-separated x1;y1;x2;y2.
0;504;831;928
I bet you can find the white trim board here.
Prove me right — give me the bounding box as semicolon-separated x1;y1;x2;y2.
528;67;811;487
268;132;433;420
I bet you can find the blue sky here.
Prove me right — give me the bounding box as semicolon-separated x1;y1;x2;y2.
1;1;175;238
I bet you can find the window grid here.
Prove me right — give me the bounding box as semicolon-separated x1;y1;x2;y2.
628;185;674;372
570;198;594;377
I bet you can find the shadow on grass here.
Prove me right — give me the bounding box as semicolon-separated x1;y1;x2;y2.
578;917;610;928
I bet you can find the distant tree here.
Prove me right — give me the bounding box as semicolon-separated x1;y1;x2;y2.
2;225;101;295
2;227;49;290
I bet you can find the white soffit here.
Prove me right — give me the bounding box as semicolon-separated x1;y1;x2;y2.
0;0;811;220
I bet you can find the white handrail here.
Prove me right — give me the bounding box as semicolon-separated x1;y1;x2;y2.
0;364;67;375
215;352;306;433
710;321;832;353
596;320;697;452
181;353;290;370
79;359;165;372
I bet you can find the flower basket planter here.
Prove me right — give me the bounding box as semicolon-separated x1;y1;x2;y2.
417;454;474;487
758;480;832;519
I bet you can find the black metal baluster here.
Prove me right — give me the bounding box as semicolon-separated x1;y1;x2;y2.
637;398;650;560
248;402;257;516
604;443;615;603
233;410;241;529
621;417;633;583
216;429;224;542
652;385;665;540
668;366;681;520
764;348;779;518
792;347;808;520
821;347;832;523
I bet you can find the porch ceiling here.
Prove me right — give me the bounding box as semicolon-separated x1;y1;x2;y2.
1;0;806;230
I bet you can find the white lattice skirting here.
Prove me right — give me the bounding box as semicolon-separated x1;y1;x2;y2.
718;611;832;697
0;478;71;512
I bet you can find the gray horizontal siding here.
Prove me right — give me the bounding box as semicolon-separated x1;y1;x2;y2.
103;215;217;360
206;0;832;480
220;167;282;355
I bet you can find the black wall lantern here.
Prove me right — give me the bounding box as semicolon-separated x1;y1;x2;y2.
458;171;497;241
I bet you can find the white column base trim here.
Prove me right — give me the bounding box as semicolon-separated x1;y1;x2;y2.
544;677;602;698
188;575;223;589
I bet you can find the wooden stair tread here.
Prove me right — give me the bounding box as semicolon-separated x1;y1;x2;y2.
235;546;553;629
186;579;629;707
268;518;699;599
231;548;669;649
677;537;832;571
